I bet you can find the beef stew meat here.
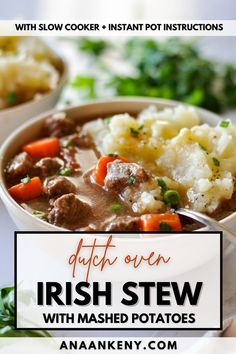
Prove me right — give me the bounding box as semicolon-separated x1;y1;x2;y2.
104;160;150;192
48;193;92;229
61;130;95;150
43;176;76;199
44;113;76;138
6;152;34;183
35;157;64;177
60;146;82;173
6;112;233;233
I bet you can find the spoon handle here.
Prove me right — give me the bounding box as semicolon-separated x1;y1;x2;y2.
177;208;236;246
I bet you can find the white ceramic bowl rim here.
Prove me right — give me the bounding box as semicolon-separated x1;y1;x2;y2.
0;97;234;242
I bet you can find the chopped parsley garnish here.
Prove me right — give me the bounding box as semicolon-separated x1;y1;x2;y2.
220;120;230;128
130;127;140;137
21;176;31;184
32;211;47;220
104;116;112;124
63;140;75;149
130;125;143;138
160;222;172;231
212;157;220;167
108;153;119;157
199;144;207;151
6;92;17;106
58;167;73;176
156;177;167;193
128;174;136;185
110;203;123;212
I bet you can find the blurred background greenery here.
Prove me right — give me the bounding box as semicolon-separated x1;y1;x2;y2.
66;37;236;113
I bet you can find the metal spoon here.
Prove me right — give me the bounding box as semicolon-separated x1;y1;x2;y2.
176;208;236;246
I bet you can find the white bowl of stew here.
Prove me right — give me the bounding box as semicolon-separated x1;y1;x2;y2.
0;98;234;279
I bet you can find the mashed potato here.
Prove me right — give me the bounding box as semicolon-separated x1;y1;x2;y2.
0;37;60;109
84;105;236;213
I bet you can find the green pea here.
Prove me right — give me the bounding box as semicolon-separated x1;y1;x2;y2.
163;190;180;208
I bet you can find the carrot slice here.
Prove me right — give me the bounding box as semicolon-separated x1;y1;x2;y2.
8;177;42;202
93;155;128;186
140;213;182;232
23;137;60;158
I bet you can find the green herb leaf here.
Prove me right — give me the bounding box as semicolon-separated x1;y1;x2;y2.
212;157;220;167
156;177;167;193
0;286;14;317
163;190;180;208
20;176;31;184
0;286;51;338
160;221;172;231
63;140;75;149
128;174;136;185
32;211;47;220
104;116;112;124
110;203;123;212
220;120;230;128
199;144;207;151
108;153;119;157
70;75;96;98
58;167;73;176
79;38;109;56
130;127;140;137
130;125;144;138
6;92;17;106
70;37;236;113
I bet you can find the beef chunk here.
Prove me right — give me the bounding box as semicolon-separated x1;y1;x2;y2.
48;193;92;228
104;216;140;232
61;131;94;149
60;147;81;172
44;113;76;138
5;152;34;182
35;157;63;177
72;130;94;149
43;176;76;199
104;160;150;192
